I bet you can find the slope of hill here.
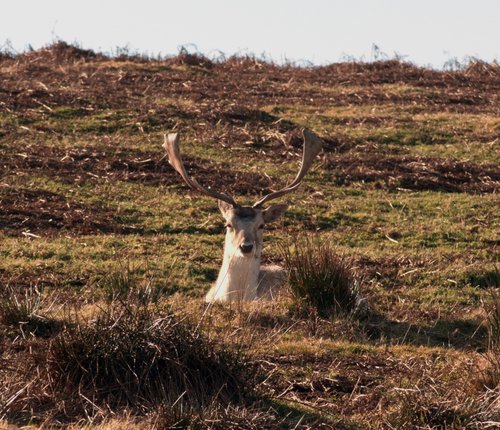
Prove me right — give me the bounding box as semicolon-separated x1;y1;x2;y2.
1;42;499;429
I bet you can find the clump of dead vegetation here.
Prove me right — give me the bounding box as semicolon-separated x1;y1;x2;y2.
0;286;60;338
281;236;363;318
170;46;214;69
1;294;258;425
14;41;104;66
390;384;474;429
0;283;315;428
48;305;252;411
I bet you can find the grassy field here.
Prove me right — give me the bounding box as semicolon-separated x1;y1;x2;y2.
0;42;499;429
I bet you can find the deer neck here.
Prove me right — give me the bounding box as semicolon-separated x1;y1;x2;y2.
207;238;262;302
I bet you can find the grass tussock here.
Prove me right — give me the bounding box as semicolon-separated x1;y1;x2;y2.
478;292;500;392
467;266;500;289
281;236;363;318
154;403;292;430
484;290;500;353
94;265;164;306
0;286;60;337
47;302;255;413
390;386;473;429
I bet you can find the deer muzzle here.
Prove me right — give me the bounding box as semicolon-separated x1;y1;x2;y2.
239;242;254;254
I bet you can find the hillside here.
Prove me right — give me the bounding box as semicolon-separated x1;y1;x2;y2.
1;42;499;429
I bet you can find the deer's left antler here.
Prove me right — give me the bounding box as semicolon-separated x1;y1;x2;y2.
252;129;323;208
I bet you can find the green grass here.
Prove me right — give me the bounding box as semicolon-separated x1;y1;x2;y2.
265;104;499;162
1;174;496;302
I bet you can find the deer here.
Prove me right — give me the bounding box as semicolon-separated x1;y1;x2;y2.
163;129;323;302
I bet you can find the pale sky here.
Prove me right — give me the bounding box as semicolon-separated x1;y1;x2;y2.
1;0;499;68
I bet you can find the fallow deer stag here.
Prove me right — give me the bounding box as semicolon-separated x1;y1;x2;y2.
163;129;323;302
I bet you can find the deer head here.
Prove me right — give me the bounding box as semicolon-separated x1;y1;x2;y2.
163;129;323;258
216;201;289;260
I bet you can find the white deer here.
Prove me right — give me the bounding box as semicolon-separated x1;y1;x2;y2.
163;129;323;302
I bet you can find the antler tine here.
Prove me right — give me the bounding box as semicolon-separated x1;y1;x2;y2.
253;129;323;208
163;133;237;206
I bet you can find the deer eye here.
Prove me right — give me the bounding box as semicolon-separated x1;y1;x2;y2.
258;224;264;229
225;223;233;229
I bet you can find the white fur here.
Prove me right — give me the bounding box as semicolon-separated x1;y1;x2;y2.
206;250;261;302
205;203;288;303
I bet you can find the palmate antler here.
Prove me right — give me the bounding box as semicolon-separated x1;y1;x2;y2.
252;129;323;207
163;129;323;207
163;133;237;206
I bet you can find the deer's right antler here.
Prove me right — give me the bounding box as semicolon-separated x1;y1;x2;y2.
163;133;237;206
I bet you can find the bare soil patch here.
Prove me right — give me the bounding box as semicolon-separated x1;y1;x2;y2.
0;145;274;197
0;187;127;236
325;153;500;193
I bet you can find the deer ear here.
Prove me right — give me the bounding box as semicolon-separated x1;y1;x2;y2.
262;204;288;223
218;200;233;218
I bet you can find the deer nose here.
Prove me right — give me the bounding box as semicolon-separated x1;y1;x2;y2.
240;243;254;254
